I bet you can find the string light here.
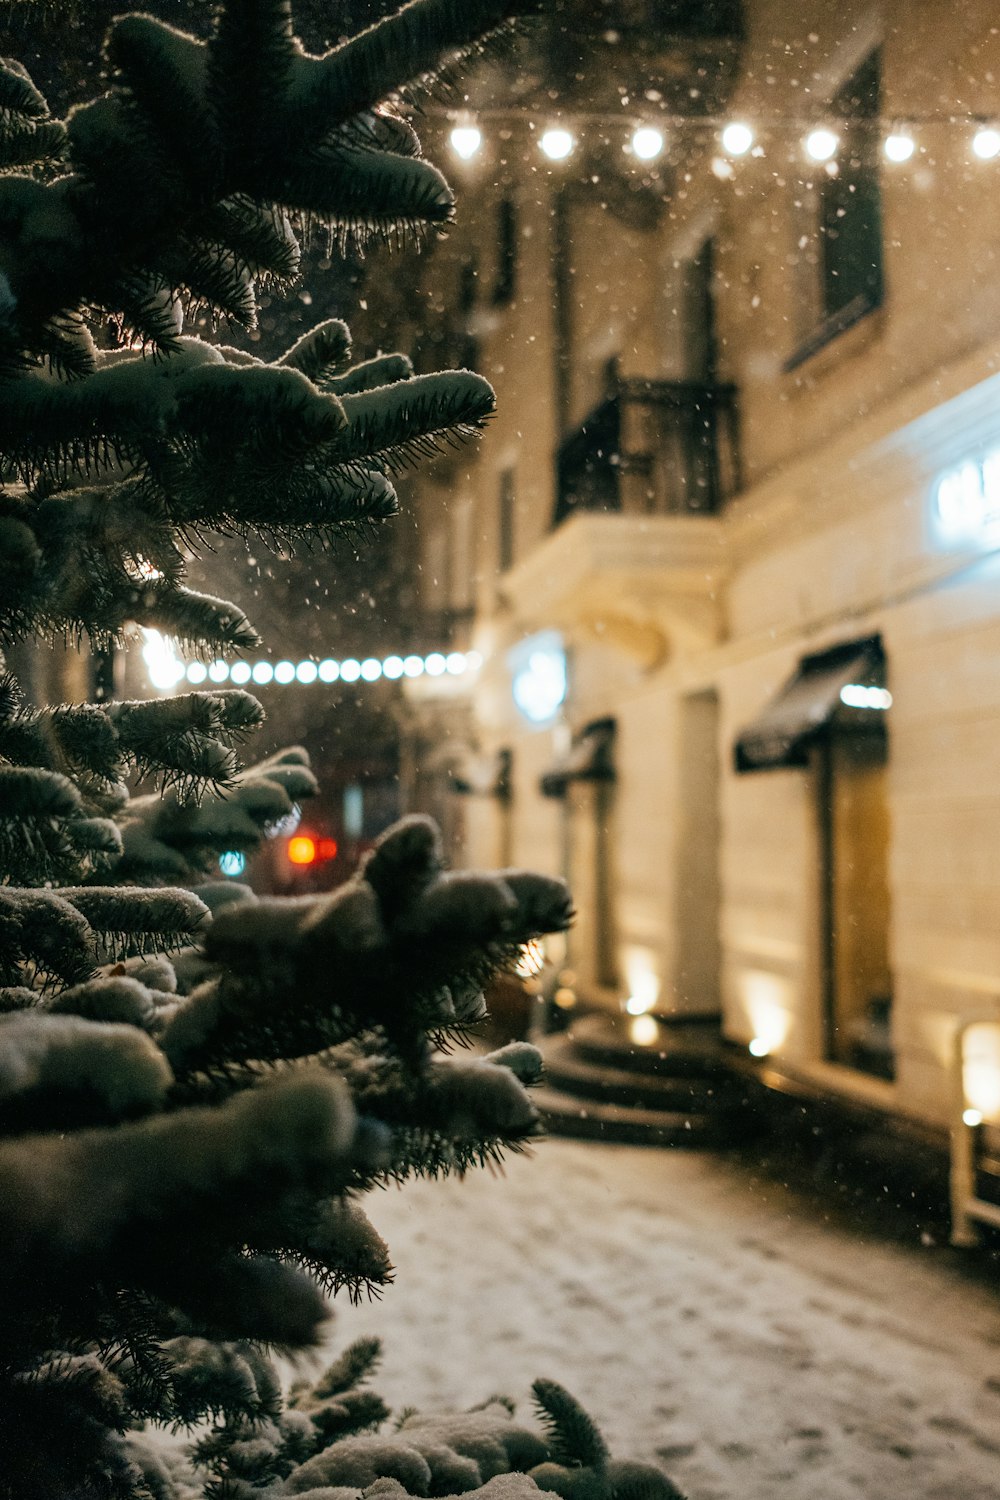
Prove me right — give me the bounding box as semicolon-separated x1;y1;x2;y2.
804;127;839;161
884;130;915;162
972;125;1000;159
449;124;482;159
539;127;575;160
438;112;1000;169
630;125;664;160
145;651;483;693
721;121;754;155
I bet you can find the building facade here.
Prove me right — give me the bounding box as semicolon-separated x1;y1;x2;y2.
403;0;1000;1135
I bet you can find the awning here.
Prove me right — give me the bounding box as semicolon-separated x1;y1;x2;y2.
451;747;512;799
541;718;616;797
734;635;885;772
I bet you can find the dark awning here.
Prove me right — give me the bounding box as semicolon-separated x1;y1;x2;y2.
734;636;885;772
451;747;511;799
541;718;616;798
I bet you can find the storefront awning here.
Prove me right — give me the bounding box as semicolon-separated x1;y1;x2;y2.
451;747;512;799
734;635;885;772
541;718;616;798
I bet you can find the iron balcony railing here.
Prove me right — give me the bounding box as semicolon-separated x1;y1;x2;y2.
554;377;741;526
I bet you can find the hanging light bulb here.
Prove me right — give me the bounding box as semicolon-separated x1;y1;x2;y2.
804;127;839;162
539;127;575;161
721;121;754;156
449;124;482;160
972;125;1000;160
630;125;664;160
884;129;915;162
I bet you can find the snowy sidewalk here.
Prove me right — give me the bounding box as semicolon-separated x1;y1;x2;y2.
328;1136;1000;1500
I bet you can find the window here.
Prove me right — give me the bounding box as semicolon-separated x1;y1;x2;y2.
819;50;884;321
491;197;517;305
498;466;515;572
786;49;884;367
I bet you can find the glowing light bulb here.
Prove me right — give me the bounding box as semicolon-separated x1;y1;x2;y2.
805;128;839;162
208;660;230;683
424;652;447;676
973;126;1000;160
229;661;252;685
450;125;482;160
186;661;208;684
382;656;404;679
540;128;574;161
219;850;246;877
318;659;339;682
964;1107;984;1127
446;652;467;675
630;126;663;160
884;132;915;162
251;661;273;684
403;655;424;677
360;658;382;681
721;121;754;156
749;1037;770;1057
273;661;294;684
340;659;361;682
296;661;317;683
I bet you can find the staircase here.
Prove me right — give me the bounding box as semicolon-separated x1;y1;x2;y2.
532;1011;741;1146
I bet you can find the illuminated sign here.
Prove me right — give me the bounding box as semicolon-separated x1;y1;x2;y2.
934;448;1000;544
509;631;567;724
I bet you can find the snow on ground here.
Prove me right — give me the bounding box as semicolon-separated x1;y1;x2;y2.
324;1136;1000;1500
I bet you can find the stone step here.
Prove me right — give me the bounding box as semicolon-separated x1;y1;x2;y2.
531;1084;725;1147
567;1011;730;1078
539;1031;735;1111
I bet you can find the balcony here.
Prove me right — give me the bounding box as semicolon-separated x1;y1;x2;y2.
554;378;741;527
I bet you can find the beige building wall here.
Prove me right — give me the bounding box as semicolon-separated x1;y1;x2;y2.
404;0;1000;1130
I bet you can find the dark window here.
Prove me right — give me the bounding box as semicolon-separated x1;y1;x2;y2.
819;50;883;320
498;467;515;572
492;197;517;305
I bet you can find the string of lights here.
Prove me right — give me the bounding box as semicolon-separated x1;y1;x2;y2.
140;629;481;693
443;116;1000;165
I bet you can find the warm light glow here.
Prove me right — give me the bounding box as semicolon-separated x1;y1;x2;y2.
229;661;252;685
554;986;577;1010
973;126;1000;160
962;1024;1000;1120
540;127;575;161
274;660;295;684
964;1107;984;1127
804;127;839;161
340;659;361;682
218;850;246;877
630;126;664;160
287;836;317;865
318;659;340;682
383;655;404;679
740;970;791;1057
296;660;317;683
884;132;915;162
360;658;383;681
721;121;754;155
140;628;185;692
450;125;482;160
514;938;546;980
629;1015;659;1047
840;684;892;710
251;661;274;684
622;947;660;1016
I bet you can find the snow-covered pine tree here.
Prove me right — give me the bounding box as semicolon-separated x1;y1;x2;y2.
0;3;686;1497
